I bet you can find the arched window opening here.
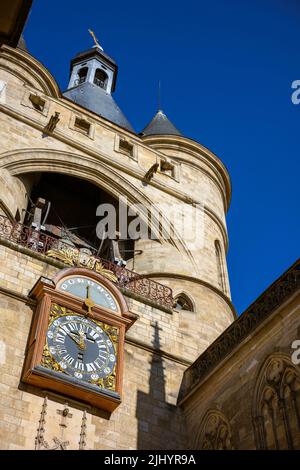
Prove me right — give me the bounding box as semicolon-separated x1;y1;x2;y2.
195;409;234;450
252;355;300;450
215;240;226;293
94;69;108;89
77;67;88;85
23;172;136;265
174;293;194;312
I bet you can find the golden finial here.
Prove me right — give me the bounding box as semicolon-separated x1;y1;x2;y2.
88;29;103;50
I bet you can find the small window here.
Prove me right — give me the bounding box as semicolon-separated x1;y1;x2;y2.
174;294;194;312
160;159;176;178
77;67;88;85
119;138;134;157
29;94;46;112
94;69;108;89
215;240;226;293
15;209;21;223
74;117;91;135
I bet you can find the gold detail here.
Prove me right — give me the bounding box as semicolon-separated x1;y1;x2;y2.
44;304;119;391
46;247;79;266
90;369;116;391
46;248;117;283
41;344;66;373
48;304;73;326
93;261;118;283
88;29;100;47
84;285;95;316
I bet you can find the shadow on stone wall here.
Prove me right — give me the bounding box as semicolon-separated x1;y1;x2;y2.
136;321;185;449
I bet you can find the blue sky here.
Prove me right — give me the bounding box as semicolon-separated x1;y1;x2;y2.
23;0;299;314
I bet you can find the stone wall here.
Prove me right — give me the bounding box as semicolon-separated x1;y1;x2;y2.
181;291;300;450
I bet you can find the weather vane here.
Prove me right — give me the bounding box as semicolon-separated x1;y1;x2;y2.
88;29;103;50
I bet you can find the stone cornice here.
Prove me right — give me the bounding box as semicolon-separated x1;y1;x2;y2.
177;258;300;405
0;104;229;252
142;134;232;211
0;45;61;98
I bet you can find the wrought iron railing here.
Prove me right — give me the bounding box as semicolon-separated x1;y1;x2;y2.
0;215;173;308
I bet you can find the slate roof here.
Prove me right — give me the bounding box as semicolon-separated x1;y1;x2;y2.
63;82;134;132
141;110;182;136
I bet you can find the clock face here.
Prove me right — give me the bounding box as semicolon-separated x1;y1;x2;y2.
57;276;118;312
46;314;117;384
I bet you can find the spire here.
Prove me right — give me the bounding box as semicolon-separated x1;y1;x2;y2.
141;110;182;137
63;34;134;132
17;35;27;52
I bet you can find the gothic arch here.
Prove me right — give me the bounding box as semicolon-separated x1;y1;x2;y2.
194;409;234;450
252;353;300;449
173;291;195;312
0;148;197;263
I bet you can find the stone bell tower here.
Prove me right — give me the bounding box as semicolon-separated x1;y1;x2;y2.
0;30;236;450
64;36;133;131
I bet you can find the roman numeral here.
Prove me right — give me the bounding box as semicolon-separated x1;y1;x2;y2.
60;325;69;335
94;358;105;369
63;354;74;365
86;363;97;372
55;333;65;344
89;329;99;340
56;346;67;354
98;352;108;360
69;322;79;332
75;361;85;371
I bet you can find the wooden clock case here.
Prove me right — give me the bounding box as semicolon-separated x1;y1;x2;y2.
22;267;138;412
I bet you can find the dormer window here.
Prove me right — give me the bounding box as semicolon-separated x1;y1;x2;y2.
77;67;88;85
94;69;108;89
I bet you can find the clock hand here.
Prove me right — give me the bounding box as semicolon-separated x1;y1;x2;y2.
78;330;87;351
67;331;82;347
84;286;95;315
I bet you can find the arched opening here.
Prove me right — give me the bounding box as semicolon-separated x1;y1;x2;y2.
194;409;234;450
22;172;135;264
252;354;300;449
94;69;108;89
77;67;88;85
173;293;194;312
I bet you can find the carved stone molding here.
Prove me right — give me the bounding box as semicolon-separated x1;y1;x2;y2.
35;396;88;451
178;259;300;404
252;354;300;450
194;409;234;450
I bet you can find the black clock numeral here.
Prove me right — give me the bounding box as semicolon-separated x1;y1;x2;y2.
77;351;84;361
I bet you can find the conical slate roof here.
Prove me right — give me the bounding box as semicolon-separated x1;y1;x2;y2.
141;110;182;136
17;35;27;52
64;82;134;132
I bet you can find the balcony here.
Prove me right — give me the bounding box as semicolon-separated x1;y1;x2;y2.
0;215;174;309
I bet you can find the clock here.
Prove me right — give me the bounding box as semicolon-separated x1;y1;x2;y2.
22;267;137;411
45;310;117;385
57;276;118;312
